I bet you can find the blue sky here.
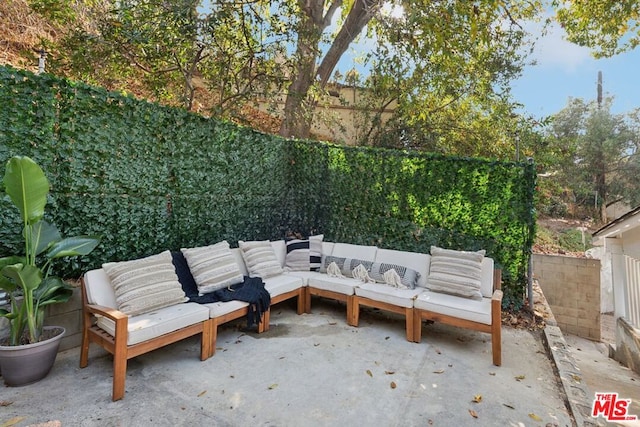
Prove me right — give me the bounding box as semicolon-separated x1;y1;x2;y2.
510;21;640;119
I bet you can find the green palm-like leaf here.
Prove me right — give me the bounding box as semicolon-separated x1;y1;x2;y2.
3;156;49;224
1;263;42;293
46;236;101;259
28;220;62;256
34;276;73;306
0;256;23;293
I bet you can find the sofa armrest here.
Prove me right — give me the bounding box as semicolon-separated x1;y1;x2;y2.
85;303;128;322
491;289;503;303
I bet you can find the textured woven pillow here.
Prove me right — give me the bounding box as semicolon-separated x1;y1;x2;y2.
239;240;284;278
285;234;324;271
181;241;244;295
368;262;420;289
426;246;486;300
320;256;374;278
102;250;188;316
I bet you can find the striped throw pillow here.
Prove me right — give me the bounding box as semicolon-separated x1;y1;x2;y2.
181;241;244;295
103;250;188;316
285;234;324;271
239;240;284;278
426;246;485;300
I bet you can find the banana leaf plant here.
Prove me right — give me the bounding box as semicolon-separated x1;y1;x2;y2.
0;156;100;346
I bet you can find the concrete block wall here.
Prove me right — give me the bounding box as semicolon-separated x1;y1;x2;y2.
44;287;83;352
533;254;601;341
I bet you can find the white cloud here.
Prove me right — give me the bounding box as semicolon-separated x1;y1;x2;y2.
524;20;592;73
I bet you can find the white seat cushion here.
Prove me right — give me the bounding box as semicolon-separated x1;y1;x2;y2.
308;275;360;296
96;302;209;346
414;290;492;325
204;300;250;318
355;283;423;308
263;274;305;297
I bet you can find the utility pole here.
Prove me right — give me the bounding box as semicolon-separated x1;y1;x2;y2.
597;70;602;109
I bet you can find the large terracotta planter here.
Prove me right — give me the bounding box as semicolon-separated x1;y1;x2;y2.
0;326;65;386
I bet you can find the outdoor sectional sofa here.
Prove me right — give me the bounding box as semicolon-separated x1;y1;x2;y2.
80;237;502;401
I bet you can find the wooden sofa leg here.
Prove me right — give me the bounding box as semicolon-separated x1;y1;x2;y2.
260;308;271;333
405;307;415;342
303;288;311;314
112;349;127;401
210;320;219;358
347;295;358;327
412;310;423;343
201;320;212;361
79;323;90;368
296;289;305;315
492;322;502;366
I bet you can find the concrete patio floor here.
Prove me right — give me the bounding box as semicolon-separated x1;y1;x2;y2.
1;298;580;427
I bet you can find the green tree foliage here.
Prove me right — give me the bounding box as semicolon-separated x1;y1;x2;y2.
28;0;547;148
33;0;284;115
552;0;640;57
541;97;640;221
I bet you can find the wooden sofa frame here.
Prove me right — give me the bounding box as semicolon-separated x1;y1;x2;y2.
413;269;503;366
79;278;213;401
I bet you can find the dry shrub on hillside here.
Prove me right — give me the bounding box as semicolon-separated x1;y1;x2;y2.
0;0;60;71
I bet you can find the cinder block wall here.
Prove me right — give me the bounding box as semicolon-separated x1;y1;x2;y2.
533;254;601;340
44;287;83;351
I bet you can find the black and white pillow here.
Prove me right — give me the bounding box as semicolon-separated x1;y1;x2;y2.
285;234;323;271
368;262;420;289
320;256;373;278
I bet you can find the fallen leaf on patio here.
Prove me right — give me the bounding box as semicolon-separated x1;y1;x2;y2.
366;370;373;377
469;409;478;418
268;384;278;390
314;343;320;347
390;382;397;389
515;375;526;381
571;374;581;383
433;369;445;374
435;348;442;354
489;372;496;376
328;321;337;325
197;391;207;397
472;394;482;403
503;403;515;410
385;336;390;340
428;420;433;425
0;401;13;407
528;413;542;421
385;370;395;375
2;417;25;427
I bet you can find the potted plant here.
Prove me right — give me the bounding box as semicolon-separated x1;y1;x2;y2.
0;155;100;386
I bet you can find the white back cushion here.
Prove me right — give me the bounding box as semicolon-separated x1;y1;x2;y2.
84;268;118;309
270;240;287;268
480;257;495;298
331;243;377;261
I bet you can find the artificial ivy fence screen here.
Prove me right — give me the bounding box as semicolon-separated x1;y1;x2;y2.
0;66;535;307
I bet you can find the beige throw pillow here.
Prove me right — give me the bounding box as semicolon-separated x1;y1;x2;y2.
102;250;187;316
239;240;284;279
426;246;485;300
181;241;244;295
